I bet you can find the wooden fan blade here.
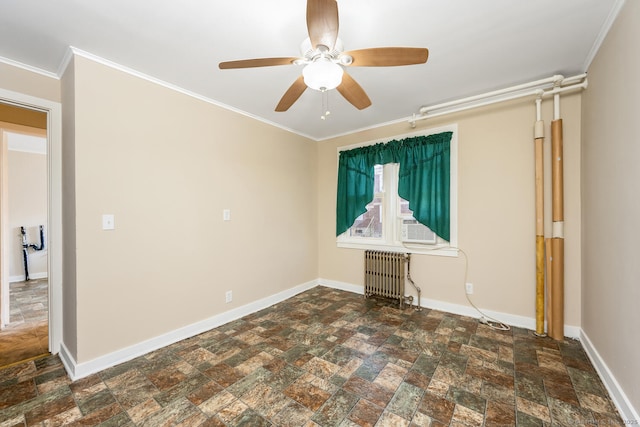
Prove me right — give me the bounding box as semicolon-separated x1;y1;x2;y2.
337;72;371;110
343;47;429;67
307;0;339;51
275;76;307;112
219;57;298;69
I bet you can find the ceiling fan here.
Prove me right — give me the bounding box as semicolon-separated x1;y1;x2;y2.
218;0;429;112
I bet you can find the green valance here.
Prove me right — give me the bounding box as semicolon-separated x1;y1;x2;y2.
336;131;452;241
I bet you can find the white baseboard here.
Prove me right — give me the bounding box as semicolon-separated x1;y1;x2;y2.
9;273;48;283
580;330;639;424
318;278;362;295
58;342;77;379
318;278;581;339
60;280;318;381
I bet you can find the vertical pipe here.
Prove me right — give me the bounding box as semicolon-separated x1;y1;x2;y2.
552;121;564;222
549;107;565;340
22;248;30;281
534;97;545;335
549;238;564;339
545;238;553;332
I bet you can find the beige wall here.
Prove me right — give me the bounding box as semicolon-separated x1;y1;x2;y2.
67;55;317;362
61;57;78;358
318;94;582;328
8;149;48;279
0;62;60;103
582;0;640;412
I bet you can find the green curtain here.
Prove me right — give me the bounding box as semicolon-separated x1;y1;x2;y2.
336;146;377;237
397;132;451;241
336;131;452;240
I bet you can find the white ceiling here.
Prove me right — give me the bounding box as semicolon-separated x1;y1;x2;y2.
0;0;622;140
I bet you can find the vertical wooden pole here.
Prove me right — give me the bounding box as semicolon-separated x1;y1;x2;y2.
545;238;553;333
552;119;564;222
549;237;564;339
549;116;565;340
534;109;545;336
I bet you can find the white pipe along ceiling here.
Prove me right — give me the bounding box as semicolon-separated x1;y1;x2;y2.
409;74;587;126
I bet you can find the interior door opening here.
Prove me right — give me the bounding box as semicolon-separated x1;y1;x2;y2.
0;101;52;367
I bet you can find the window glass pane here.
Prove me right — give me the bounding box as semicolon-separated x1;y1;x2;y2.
399;197;412;216
373;164;383;193
347;165;384;238
349;196;383;238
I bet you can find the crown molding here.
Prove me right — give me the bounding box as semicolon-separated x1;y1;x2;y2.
583;0;627;71
0;56;58;80
57;46;75;77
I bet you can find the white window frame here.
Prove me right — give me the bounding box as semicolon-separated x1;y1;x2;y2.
337;124;458;257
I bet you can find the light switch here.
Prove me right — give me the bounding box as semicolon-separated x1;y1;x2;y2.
223;209;231;221
102;214;115;230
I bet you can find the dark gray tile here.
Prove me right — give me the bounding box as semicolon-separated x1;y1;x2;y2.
311;389;359;427
387;381;424;419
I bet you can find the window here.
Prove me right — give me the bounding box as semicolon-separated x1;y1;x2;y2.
346;165;384;239
337;125;458;256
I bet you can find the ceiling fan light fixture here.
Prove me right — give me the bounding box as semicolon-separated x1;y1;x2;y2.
303;58;343;91
219;1;427;112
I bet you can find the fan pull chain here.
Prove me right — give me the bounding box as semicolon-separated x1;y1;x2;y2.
320;89;331;120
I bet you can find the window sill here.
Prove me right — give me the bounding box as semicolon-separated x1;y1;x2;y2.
337;241;458;257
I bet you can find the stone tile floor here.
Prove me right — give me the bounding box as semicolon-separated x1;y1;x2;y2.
0;279;49;368
0;286;624;426
9;278;49;326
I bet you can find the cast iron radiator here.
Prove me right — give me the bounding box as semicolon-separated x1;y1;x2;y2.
364;250;409;309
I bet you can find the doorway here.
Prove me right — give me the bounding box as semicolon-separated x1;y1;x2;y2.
0;89;62;366
0;118;49;366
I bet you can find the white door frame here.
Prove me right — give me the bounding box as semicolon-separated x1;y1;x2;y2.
0;88;62;355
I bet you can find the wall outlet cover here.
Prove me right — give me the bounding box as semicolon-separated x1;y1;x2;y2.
102;214;115;230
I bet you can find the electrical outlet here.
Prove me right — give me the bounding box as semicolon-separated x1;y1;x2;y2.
102;214;115;230
465;282;474;295
225;290;232;303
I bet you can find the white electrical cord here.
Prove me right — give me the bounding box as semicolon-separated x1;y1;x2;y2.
401;242;511;331
456;247;511;331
